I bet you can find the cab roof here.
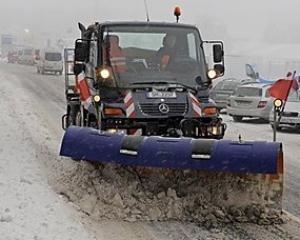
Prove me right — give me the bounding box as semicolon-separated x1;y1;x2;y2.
99;21;199;30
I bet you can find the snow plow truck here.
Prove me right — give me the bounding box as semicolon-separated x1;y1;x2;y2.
60;9;284;219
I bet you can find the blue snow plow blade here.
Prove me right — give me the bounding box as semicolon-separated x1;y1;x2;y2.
60;126;282;174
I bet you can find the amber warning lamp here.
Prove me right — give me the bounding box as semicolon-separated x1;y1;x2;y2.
174;6;181;22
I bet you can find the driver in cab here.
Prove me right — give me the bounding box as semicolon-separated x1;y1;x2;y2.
157;34;177;71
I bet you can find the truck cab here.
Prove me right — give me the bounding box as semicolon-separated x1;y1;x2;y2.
63;21;226;139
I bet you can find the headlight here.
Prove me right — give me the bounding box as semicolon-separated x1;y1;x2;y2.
100;68;110;79
207;69;217;79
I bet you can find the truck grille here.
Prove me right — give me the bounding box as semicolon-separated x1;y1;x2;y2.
138;103;187;116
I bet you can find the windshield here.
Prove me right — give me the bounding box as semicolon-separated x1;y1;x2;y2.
45;52;62;61
215;81;238;91
101;25;206;88
236;87;262;97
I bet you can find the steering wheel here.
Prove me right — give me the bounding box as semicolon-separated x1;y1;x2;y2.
168;58;198;73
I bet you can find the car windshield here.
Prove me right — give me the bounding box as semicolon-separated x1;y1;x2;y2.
101;25;206;88
223;82;238;90
236;87;262;97
45;52;62;61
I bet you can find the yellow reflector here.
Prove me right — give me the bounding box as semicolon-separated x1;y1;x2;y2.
104;108;123;116
203;107;217;115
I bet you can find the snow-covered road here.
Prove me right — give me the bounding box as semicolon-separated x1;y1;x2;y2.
0;62;299;239
0;64;95;239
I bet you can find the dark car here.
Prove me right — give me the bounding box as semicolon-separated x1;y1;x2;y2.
210;78;241;110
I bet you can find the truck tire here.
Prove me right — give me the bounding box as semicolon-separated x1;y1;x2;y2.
75;110;82;126
232;116;243;122
68;105;79;127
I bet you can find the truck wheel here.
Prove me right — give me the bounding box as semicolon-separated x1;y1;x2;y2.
67;105;79;127
59;71;62;75
232;116;243;122
75;110;82;126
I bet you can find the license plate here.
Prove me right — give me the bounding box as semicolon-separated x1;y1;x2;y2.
147;91;176;98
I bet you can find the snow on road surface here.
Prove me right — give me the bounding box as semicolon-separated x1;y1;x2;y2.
0;63;300;239
0;67;96;239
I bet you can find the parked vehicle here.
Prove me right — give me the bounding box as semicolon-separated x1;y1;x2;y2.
270;90;300;130
210;78;239;110
227;83;273;121
7;51;18;63
18;48;35;65
34;49;40;65
37;48;63;75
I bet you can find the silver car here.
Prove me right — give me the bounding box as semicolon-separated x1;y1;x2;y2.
270;91;300;130
227;83;273;121
210;78;239;110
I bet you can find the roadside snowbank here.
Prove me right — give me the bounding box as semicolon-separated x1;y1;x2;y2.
0;71;96;240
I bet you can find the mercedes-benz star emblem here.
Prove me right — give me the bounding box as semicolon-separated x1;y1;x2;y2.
158;103;169;114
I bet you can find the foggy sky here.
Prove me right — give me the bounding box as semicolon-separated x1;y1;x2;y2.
0;0;299;47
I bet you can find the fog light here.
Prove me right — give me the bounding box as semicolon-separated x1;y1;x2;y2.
93;95;101;102
106;129;126;134
107;129;117;133
212;126;218;135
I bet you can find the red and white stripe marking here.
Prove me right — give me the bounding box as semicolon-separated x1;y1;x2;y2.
124;91;136;118
189;92;202;117
77;72;92;110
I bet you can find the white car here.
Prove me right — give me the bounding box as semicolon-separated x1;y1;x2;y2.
37;48;63;75
227;83;273;121
270;91;300;130
18;48;35;65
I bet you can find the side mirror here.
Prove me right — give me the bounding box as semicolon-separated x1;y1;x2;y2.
213;44;223;63
73;63;85;75
74;41;88;62
214;64;225;76
195;76;203;85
